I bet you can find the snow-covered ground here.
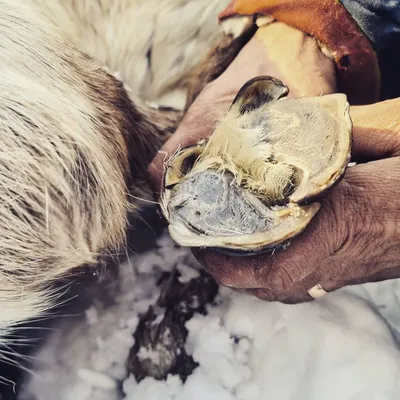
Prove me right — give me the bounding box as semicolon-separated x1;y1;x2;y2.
20;231;400;400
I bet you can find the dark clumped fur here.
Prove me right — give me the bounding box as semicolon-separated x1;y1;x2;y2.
0;0;255;393
184;28;257;111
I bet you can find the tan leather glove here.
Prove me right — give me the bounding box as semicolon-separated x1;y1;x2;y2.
219;0;380;105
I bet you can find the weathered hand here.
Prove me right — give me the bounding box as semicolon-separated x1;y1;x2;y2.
193;99;400;303
147;23;336;195
146;22;400;303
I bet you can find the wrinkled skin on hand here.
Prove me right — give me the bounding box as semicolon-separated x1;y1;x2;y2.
148;23;400;303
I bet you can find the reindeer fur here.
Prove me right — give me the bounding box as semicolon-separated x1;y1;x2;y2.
0;0;243;347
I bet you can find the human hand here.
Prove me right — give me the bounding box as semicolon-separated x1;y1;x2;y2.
147;22;336;195
146;22;396;304
192;99;400;303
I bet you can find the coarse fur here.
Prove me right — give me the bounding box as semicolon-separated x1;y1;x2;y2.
0;0;241;357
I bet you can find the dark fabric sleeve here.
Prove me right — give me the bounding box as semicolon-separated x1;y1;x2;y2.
218;0;400;101
340;0;400;51
341;0;400;99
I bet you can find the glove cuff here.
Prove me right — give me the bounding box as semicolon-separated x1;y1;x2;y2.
218;0;380;105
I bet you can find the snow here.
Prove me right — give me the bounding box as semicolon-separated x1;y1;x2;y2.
76;369;117;391
176;263;200;284
20;231;400;400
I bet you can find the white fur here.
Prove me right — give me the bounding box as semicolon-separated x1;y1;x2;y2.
0;0;227;345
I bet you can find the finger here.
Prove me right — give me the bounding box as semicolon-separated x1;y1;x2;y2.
317;266;400;294
249;288;315;304
245;259;338;303
350;98;400;162
259;266;332;303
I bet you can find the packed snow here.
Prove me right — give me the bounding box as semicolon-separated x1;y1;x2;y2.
20;231;400;400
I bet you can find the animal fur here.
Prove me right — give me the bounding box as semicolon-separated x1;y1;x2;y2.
0;0;253;358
